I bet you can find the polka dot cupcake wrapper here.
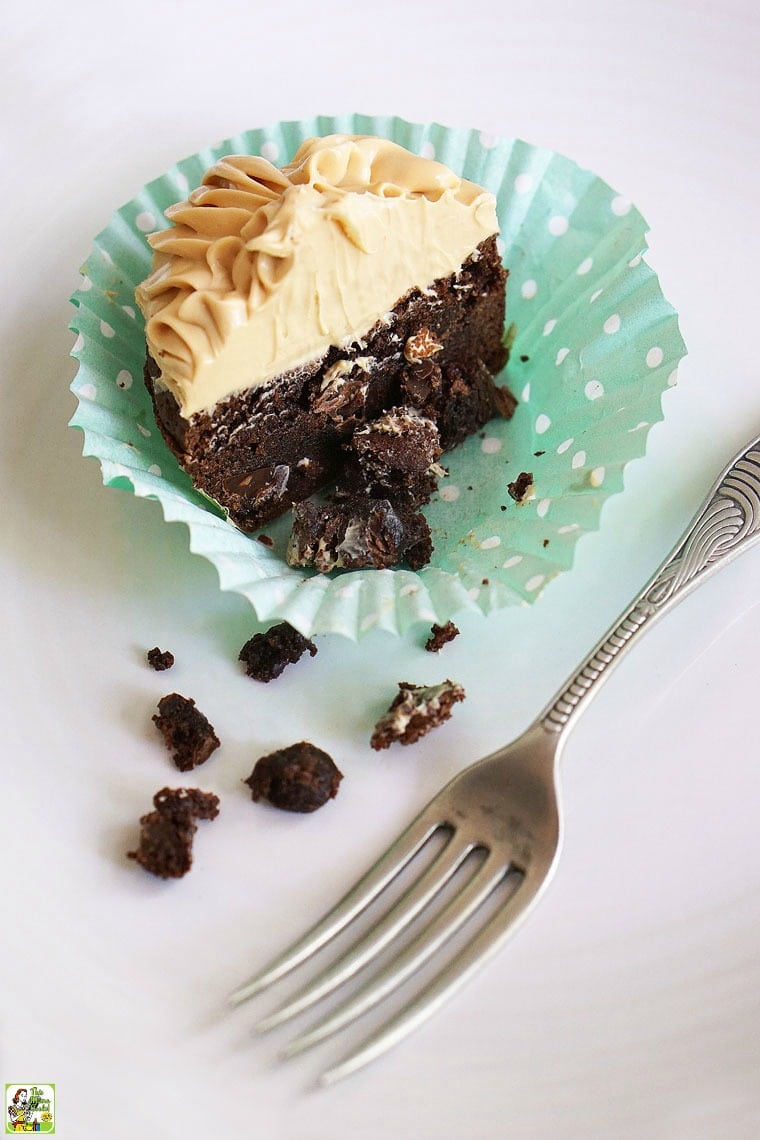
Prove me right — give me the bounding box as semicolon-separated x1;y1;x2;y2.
69;114;687;639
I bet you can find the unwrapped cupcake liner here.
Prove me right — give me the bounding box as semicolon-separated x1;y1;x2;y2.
69;114;687;638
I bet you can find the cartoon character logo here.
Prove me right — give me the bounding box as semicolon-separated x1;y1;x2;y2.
4;1086;55;1134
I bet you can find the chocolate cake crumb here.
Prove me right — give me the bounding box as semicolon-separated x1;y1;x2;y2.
256;533;274;547
507;471;535;503
425;622;460;653
370;680;466;750
239;622;317;682
152;694;220;771
245;742;342;813
491;383;518;420
345;406;442;506
127;786;220;878
147;647;174;671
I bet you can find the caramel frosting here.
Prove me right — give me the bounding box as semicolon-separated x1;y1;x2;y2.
136;135;499;418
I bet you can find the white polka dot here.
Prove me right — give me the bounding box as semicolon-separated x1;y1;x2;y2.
440;484;460;502
526;574;545;592
543;318;557;336
536;498;550;518
100;321;115;338
79;383;96;400
584;379;605;400
135;210;156;232
589;289;603;304
557;438;573;454
603;314;621;335
521;382;531;402
116;369;133;389
548;215;569;236
478;130;498;149
79;275;92;291
590;466;606;487
555;347;569;366
480;535;501;550
121;305;136;319
646;346;664;368
535;413;551;435
577;257;593;275
337;585;356;598
611;195;632;216
521;279;538;300
667;369;679;387
514;173;533;194
137;423;151;437
260;140;279;162
629;253;643;268
361;613;379;632
502;554;523;569
148;464;162;477
72;332;84;353
419;141;436;160
175;172;190;194
481;437;502;454
100;248;113;265
572;450;587;469
558;523;580;534
628;421;649;433
496;236;506;258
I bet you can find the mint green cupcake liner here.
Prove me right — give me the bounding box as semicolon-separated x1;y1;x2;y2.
69;114;686;639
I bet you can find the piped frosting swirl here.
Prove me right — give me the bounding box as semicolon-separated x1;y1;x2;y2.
136;135;499;418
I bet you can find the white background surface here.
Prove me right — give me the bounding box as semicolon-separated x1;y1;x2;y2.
3;1;760;1137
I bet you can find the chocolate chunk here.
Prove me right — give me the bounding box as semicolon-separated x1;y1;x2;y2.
287;496;433;573
312;361;370;425
127;786;220;878
152;694;220;771
147;647;174;671
239;622;317;682
507;471;535;503
400;358;443;410
223;463;290;503
404;327;443;363
425;621;460;653
244;742;343;813
370;680;466;750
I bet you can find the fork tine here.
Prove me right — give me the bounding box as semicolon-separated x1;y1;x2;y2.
255;831;476;1033
320;862;555;1085
229;809;444;1005
282;850;509;1058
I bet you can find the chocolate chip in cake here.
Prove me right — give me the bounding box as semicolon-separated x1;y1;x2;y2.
507;471;535;504
239;622;317;683
147;647;174;671
400;358;443;412
425;622;460;653
404;327;444;363
127;786;220;879
370;680;466;750
244;742;343;813
346;407;443;506
152;694;220;772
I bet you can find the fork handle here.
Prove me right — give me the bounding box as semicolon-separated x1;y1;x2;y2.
540;435;760;735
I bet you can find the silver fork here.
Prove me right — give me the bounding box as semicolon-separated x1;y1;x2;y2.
231;433;760;1084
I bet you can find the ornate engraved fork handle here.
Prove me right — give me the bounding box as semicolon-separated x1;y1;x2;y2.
541;438;760;735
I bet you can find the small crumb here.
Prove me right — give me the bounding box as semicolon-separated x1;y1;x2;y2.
371;680;465;750
507;471;535;504
256;534;274;547
239;622;317;682
500;504;507;511
482;578;490;586
152;694;220;772
520;354;530;363
542;539;550;548
425;621;460;653
533;450;545;457
147;647;174;671
127;786;219;879
467;485;474;491
245;742;342;813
